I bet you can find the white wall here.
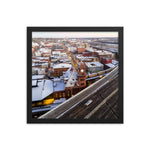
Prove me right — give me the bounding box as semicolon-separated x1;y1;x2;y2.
0;0;150;150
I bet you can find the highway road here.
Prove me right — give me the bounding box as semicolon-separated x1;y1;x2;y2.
39;66;118;119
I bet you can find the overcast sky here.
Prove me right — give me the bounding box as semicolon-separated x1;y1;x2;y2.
32;32;118;38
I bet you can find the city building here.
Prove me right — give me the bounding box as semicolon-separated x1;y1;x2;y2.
77;46;85;54
32;68;45;75
78;62;86;88
76;55;94;63
68;47;77;52
82;52;92;57
101;57;112;64
112;60;119;66
53;63;72;76
104;63;116;69
35;51;42;57
32;79;54;107
63;67;79;98
59;58;71;63
53;78;66;99
52;44;65;52
32;63;88;106
96;50;112;62
32;78;66;107
85;61;104;73
32;75;45;80
42;42;53;48
85;47;99;57
32;42;39;50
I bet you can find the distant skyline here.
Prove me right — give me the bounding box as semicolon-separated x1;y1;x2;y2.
32;32;118;38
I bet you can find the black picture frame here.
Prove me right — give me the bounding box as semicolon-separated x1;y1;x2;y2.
27;27;123;124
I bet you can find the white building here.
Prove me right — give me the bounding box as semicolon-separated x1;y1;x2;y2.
85;61;104;73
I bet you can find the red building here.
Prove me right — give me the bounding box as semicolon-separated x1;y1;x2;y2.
101;57;112;64
78;62;86;88
92;51;99;57
53;63;72;77
43;42;53;48
82;52;91;57
53;49;65;52
78;47;85;54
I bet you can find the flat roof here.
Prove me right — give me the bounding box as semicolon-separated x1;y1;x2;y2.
112;60;119;65
105;63;115;68
32;68;45;71
53;63;72;69
32;75;45;80
85;61;103;68
96;50;112;55
85;47;95;52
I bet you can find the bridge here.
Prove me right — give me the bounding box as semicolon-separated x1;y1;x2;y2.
39;66;119;119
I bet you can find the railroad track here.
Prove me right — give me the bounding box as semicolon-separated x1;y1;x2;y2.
89;90;119;119
39;66;118;119
60;76;118;119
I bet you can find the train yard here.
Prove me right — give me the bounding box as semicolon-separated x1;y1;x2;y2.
39;66;119;119
57;75;118;119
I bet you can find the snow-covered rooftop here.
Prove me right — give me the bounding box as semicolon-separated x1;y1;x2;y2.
32;80;37;86
105;63;116;68
85;47;95;52
63;67;78;88
85;61;103;68
112;60;119;65
96;50;112;55
32;79;65;102
32;75;45;80
32;42;39;47
53;63;72;69
53;79;65;92
32;80;53;102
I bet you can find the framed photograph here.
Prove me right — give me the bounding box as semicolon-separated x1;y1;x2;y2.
27;27;123;123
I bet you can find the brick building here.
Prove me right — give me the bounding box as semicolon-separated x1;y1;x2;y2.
78;62;86;88
82;52;91;57
78;46;85;54
101;57;112;64
96;50;112;62
53;63;72;76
